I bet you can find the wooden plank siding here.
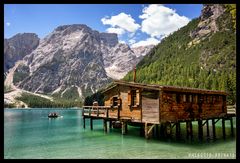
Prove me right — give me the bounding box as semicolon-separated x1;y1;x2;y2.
159;91;227;123
101;80;228;124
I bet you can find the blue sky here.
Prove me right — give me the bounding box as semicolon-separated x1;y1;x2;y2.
4;4;202;47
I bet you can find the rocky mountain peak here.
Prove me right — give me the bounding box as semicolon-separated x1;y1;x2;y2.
100;33;118;47
4;33;40;72
5;24;154;100
188;4;225;47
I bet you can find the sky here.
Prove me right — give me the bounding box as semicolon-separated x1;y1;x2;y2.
4;4;203;47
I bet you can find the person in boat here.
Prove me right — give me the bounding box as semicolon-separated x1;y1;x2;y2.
48;112;58;117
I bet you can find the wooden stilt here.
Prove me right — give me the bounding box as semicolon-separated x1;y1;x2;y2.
189;121;193;140
140;125;144;136
109;120;112;129
160;124;165;138
206;120;210;139
103;119;107;132
198;120;203;141
83;117;86;129
222;118;226;139
212;119;216;139
176;122;181;140
90;118;93;130
186;121;192;139
144;123;155;139
122;121;126;135
125;122;128;134
145;123;148;139
156;124;159;138
230;117;234;137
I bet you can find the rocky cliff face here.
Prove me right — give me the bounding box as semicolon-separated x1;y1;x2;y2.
103;44;154;79
188;4;225;46
9;24;153;99
4;33;39;72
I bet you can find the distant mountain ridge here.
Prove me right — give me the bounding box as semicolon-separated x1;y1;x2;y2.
4;24;154;101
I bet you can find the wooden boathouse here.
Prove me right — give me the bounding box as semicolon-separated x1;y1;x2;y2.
82;80;235;140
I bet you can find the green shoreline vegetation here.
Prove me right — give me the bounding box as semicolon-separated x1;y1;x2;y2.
12;92;82;108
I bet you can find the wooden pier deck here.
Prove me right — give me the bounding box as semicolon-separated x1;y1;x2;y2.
82;105;236;140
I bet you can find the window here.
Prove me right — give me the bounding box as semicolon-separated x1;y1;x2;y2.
193;95;198;103
189;95;193;102
131;90;137;106
172;94;177;102
183;94;186;102
128;89;140;107
113;97;118;106
176;94;181;103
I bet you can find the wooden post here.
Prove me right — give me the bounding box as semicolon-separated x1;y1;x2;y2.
186;121;192;139
176;122;181;140
190;121;193;140
145;123;148;139
222;118;226;139
109;120;112;129
122;121;126;135
83;116;86;129
212;119;216;139
198;120;203;141
140;125;144;136
125;122;128;134
156;124;159;138
206;120;210;139
230;117;234;137
90;118;93;130
103;119;107;132
160;124;165;138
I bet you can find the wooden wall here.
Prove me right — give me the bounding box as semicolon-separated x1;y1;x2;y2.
119;85;141;121
103;85;141;121
160;91;227;123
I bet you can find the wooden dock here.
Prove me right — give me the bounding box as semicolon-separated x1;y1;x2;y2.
82;105;236;140
82;80;235;141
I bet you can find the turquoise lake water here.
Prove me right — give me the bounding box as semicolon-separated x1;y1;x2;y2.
4;108;236;159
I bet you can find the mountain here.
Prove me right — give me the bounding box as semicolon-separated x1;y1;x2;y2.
4;33;40;73
102;43;154;79
124;4;236;104
5;24;153;102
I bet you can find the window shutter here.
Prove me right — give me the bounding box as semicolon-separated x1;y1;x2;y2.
110;97;113;107
136;90;140;106
128;90;131;106
117;97;121;106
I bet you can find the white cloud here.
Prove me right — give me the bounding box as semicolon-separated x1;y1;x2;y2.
131;37;160;48
119;40;126;44
6;22;11;26
139;4;190;38
106;27;125;35
101;12;140;33
128;39;136;45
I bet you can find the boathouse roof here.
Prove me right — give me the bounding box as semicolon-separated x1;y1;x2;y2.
101;80;227;95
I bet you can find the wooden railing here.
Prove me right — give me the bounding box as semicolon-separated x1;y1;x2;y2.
227;105;236;115
82;106;111;118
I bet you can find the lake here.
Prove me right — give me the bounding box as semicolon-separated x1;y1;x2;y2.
4;108;236;159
